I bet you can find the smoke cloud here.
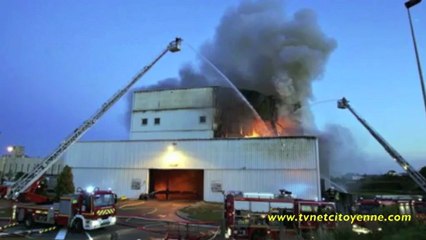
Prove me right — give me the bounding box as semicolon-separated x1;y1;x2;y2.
318;124;369;176
132;0;366;176
147;0;336;129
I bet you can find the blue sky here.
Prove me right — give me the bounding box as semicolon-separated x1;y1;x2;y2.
1;0;425;174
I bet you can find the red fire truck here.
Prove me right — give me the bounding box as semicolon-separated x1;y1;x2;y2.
0;177;49;203
14;187;117;231
353;197;426;233
355;197;426;219
412;200;426;221
224;191;336;239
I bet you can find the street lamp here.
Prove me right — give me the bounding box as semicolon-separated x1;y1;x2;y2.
6;146;14;153
405;0;426;118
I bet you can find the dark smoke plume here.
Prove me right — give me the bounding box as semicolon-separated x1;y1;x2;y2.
201;2;336;130
146;0;337;130
131;0;366;176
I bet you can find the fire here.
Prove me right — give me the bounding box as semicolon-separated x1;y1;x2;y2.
243;119;271;138
246;130;260;138
244;117;299;138
274;117;299;135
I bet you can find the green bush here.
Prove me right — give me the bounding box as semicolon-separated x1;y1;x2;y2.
14;171;25;181
54;165;75;200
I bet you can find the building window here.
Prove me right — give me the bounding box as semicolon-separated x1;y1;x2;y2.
199;116;206;123
141;118;148;125
154;118;160;125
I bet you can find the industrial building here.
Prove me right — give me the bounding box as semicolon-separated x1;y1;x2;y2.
0;146;64;179
0;146;63;189
64;87;324;202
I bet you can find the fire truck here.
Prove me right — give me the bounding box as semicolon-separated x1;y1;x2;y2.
355;197;426;219
412;200;426;221
224;191;336;239
0;177;49;203
3;38;182;231
7;37;182;201
352;197;426;233
15;187;116;231
338;98;426;193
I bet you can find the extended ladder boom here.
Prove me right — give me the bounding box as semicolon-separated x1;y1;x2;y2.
338;97;426;193
8;38;182;199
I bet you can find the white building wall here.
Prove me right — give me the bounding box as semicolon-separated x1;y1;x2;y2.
130;88;218;140
65;137;321;201
130;108;215;140
71;168;149;198
204;169;320;202
130;131;214;141
133;88;215;111
0;156;64;179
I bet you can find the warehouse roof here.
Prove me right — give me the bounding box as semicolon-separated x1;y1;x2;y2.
77;136;317;144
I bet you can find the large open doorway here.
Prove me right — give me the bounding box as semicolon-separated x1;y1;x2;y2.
149;169;204;200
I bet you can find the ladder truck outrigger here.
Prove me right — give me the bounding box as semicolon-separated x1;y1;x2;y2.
6;38;182;231
337;97;426;193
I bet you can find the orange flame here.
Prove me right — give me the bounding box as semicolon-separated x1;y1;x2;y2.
243;119;270;138
244;117;299;138
275;117;299;136
246;130;260;138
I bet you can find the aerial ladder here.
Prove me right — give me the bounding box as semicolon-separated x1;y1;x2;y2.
338;97;426;193
7;38;182;200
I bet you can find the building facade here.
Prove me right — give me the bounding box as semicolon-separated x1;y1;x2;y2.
130;88;218;140
65;87;324;202
65;137;321;202
0;146;64;183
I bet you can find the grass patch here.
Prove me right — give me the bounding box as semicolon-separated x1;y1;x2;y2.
179;202;223;223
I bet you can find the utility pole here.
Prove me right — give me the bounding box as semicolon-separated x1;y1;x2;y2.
405;0;426;119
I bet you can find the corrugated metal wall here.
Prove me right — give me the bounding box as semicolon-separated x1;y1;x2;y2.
133;88;214;111
71;168;149;198
204;169;319;202
65;137;320;201
130;108;216;140
0;156;64;178
130;88;218;141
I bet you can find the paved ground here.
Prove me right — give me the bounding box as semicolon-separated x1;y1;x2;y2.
117;200;220;239
117;200;196;221
0;199;220;240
